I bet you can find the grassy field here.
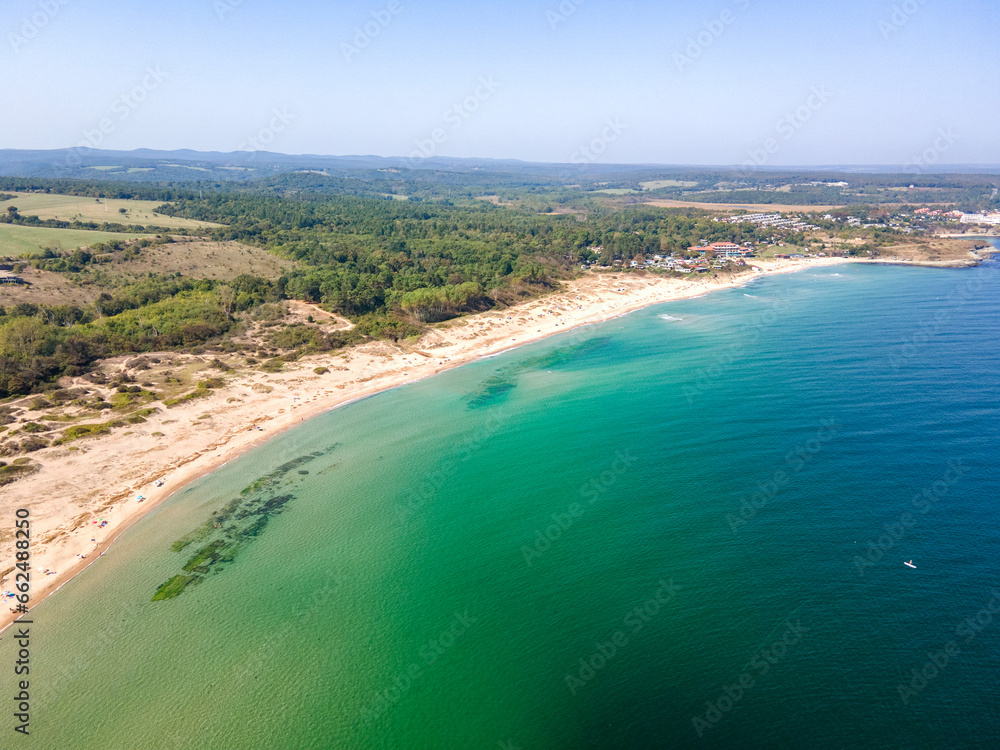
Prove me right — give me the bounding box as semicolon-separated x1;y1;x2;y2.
94;240;291;282
0;224;152;257
0;265;103;306
86;164;211;173
643;199;848;212
0;239;291;306
639;180;698;190
1;192;219;230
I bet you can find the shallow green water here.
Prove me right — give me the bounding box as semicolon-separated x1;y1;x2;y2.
4;258;999;749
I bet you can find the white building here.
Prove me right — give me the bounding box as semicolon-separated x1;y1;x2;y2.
960;213;1000;225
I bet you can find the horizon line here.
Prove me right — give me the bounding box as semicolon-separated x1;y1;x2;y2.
2;146;1000;174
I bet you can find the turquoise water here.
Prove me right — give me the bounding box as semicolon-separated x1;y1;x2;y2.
4;257;999;749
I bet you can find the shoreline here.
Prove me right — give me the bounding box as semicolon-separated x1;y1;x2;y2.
0;256;971;634
938;232;1000;239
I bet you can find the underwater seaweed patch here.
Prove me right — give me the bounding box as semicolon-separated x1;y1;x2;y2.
151;574;201;601
525;336;613;371
152;444;339;601
467;373;517;409
464;336;613;411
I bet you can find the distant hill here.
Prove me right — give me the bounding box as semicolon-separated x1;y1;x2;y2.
2;148;999;184
0;147;663;183
0;149;997;210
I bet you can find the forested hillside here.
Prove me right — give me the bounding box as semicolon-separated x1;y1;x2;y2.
157;193;774;312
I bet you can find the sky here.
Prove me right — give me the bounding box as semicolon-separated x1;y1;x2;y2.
3;0;999;166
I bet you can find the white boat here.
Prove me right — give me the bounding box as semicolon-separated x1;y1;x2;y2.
904;560;917;569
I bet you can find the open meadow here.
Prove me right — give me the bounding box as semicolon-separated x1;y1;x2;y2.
0;224;152;257
92;239;291;283
0;239;290;305
639;179;699;189
1;191;220;230
643;198;848;212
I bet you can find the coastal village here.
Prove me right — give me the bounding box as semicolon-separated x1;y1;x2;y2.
573;202;999;276
583;243;754;274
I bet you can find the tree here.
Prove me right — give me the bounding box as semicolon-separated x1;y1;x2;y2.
216;285;236;320
0;318;45;360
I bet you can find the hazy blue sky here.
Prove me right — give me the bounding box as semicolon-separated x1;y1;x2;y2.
4;0;998;165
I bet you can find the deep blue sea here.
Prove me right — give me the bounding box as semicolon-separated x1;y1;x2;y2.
4;253;999;749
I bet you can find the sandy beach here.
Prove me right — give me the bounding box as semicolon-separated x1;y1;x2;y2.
0;257;919;631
